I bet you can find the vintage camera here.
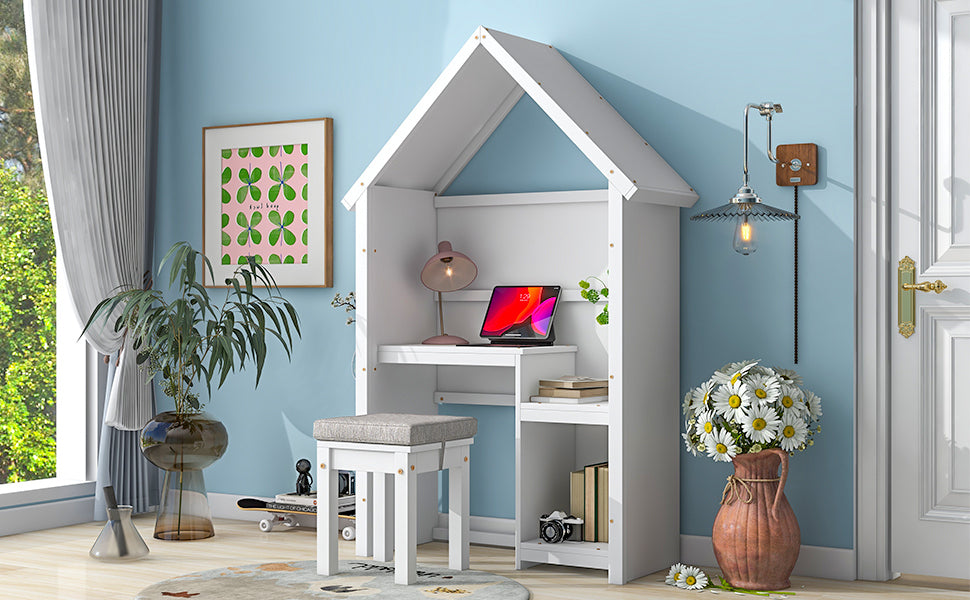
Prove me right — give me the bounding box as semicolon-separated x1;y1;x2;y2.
538;510;583;543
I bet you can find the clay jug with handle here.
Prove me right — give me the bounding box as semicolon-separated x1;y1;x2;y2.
712;447;800;590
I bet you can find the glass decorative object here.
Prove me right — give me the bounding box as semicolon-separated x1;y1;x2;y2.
141;411;229;540
89;505;149;561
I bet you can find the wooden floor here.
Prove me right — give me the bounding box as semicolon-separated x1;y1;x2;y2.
0;516;967;599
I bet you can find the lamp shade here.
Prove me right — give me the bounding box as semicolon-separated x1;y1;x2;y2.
420;241;477;292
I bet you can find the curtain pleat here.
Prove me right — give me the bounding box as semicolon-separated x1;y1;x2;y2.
25;0;162;515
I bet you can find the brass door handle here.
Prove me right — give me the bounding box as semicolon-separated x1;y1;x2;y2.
898;256;948;338
901;280;947;294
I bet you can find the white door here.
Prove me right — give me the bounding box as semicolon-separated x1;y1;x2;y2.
891;0;970;579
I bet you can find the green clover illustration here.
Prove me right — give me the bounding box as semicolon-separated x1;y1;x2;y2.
236;211;262;245
268;210;296;246
221;167;232;203
237;254;263;264
269;254;296;264
237;165;262;203
221;213;231;246
269;162;296;202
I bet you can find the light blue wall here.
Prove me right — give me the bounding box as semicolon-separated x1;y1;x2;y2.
157;0;854;549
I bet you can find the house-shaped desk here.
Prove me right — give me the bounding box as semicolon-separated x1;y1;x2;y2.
342;26;698;584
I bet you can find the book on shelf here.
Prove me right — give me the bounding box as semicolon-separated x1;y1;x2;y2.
569;469;585;523
583;461;608;541
537;386;609;399
538;376;609;389
596;464;609;542
528;394;608;405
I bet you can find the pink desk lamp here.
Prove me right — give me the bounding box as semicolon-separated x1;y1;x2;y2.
420;241;477;345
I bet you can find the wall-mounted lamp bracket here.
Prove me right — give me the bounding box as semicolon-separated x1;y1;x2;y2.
775;143;818;187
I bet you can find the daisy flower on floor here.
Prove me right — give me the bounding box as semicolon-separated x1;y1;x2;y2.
677;565;709;590
665;563;687;586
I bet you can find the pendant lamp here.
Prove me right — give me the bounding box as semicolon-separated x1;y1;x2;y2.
690;102;799;254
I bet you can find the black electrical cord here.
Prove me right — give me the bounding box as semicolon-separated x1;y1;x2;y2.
794;185;799;364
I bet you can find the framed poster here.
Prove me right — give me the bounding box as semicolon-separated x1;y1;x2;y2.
202;118;332;287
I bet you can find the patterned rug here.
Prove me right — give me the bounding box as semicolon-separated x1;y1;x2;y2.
134;559;531;599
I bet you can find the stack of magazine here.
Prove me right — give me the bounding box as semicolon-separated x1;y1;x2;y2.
530;375;609;404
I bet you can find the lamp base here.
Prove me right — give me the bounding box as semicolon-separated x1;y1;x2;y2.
422;334;469;345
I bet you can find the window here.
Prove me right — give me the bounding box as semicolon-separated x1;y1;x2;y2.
0;0;89;491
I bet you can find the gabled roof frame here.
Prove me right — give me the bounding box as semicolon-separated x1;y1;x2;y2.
341;26;698;210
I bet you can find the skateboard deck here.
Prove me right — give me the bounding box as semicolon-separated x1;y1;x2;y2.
236;497;355;537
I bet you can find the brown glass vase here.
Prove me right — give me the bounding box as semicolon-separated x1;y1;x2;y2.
140;411;228;541
712;448;800;590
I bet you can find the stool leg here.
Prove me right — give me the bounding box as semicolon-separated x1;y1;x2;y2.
355;472;372;558
394;465;417;585
316;446;338;575
448;461;470;570
373;473;394;562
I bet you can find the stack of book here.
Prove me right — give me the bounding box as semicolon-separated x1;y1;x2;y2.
531;376;609;404
569;462;609;542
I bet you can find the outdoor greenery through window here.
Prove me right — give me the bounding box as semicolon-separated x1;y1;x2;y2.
0;0;56;483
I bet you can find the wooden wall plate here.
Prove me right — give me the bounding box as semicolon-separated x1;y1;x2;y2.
775;143;818;186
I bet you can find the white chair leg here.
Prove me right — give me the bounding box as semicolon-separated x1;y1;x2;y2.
355;471;372;558
394;464;417;585
373;472;394;562
316;446;338;575
448;461;470;570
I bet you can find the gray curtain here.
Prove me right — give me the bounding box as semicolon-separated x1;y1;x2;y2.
25;0;162;516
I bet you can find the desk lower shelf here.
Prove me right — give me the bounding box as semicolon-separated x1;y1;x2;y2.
519;539;610;570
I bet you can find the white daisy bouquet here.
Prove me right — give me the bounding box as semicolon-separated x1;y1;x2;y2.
683;360;822;461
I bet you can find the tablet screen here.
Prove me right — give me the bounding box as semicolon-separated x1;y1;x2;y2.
480;286;561;340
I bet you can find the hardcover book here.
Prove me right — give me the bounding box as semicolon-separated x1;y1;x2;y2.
538;376;609;389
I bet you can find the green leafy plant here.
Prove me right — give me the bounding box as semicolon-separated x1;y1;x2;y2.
83;241;301;416
578;275;608;325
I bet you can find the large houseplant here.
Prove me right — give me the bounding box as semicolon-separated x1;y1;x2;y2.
84;241;301;540
682;360;822;590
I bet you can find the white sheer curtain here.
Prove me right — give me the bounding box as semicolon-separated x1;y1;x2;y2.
25;0;161;514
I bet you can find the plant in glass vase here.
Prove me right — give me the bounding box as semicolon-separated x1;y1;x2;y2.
84;241;301;540
683;360;822;591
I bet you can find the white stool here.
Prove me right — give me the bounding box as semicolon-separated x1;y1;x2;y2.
314;413;476;585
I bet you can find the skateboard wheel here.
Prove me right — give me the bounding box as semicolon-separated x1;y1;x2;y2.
342;526;356;541
259;519;273;532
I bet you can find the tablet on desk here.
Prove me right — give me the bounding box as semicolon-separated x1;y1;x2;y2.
479;285;560;346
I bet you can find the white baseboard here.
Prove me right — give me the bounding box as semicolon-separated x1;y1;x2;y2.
0;495;95;537
432;513;515;547
209;492;272;522
681;535;856;581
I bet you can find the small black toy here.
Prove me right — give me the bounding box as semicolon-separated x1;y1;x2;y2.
295;458;313;495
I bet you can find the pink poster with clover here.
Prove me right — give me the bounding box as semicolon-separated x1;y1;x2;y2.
220;144;309;266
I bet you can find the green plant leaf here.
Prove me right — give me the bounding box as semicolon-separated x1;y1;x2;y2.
302;184;307;201
283;164;294;180
269;145;279;156
301;163;307;177
236;213;248;227
302;229;307;245
283;183;296;201
222;232;230;246
301;254;307;264
251;146;263;157
269;184;280;203
301;143;308;155
221;149;231;159
238;147;249;158
222;188;230;204
269;254;281;264
283;229;296;245
268;210;281;226
284;255;294;264
269;165;280;181
221;166;231;185
222;213;229;227
283;144;293;154
282;211;294;226
269;228;280;246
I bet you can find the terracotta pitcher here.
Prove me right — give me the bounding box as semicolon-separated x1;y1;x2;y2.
712;448;800;590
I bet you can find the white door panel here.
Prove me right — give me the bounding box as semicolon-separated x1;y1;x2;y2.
891;0;970;579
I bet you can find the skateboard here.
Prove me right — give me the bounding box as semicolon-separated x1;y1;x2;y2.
236;497;356;539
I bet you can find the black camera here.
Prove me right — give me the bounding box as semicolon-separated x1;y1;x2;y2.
538;510;584;543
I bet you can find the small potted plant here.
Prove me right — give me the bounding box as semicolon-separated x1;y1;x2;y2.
682;360;822;590
84;241;301;540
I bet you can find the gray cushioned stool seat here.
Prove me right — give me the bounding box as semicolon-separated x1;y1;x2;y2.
313;413;477;446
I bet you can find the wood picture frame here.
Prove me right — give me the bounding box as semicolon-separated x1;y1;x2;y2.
202;118;333;287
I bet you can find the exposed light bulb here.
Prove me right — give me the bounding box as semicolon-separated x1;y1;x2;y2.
733;216;758;255
445;265;453;277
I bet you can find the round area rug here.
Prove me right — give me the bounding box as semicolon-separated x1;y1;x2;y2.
135;559;530;599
